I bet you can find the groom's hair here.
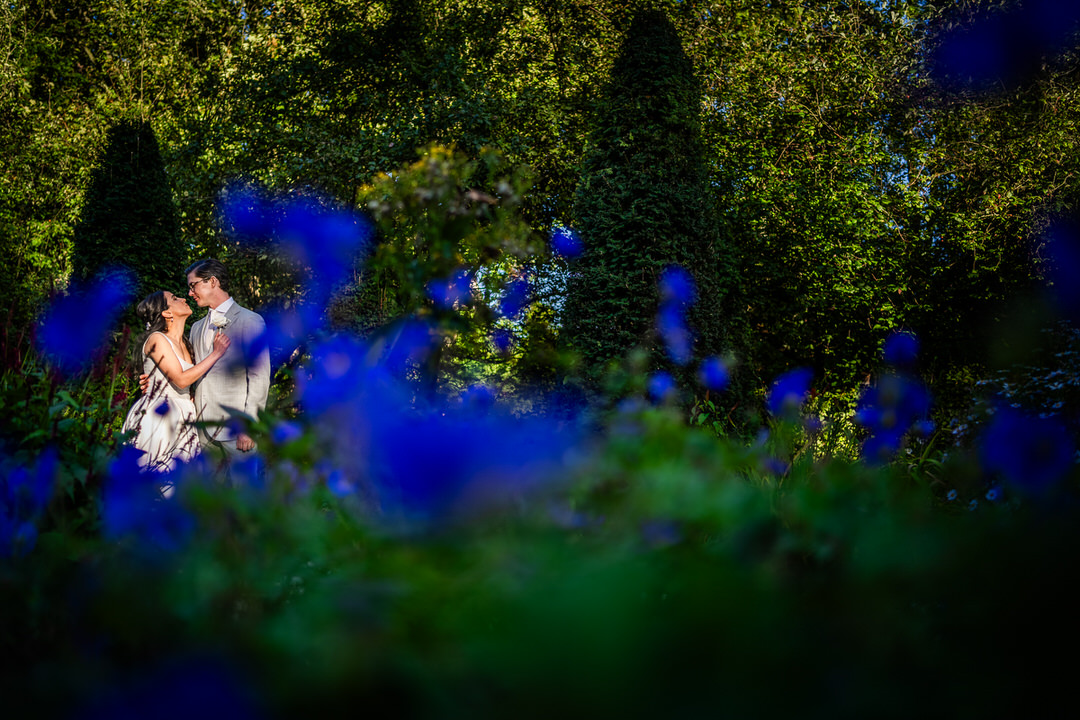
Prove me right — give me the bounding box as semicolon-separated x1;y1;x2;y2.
186;258;229;293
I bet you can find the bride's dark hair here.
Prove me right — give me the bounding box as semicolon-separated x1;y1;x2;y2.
136;291;170;337
133;291;195;367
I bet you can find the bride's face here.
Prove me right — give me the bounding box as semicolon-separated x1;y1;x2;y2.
163;291;192;320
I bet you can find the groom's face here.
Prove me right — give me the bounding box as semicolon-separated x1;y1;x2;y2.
187;271;212;308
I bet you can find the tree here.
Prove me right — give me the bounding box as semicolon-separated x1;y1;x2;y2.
72;118;184;300
562;7;739;389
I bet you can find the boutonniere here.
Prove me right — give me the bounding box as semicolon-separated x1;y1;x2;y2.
210;314;231;331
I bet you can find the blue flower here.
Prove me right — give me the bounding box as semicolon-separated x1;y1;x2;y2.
247;301;322;369
1044;216;1080;322
367;408;576;524
985;487;1001;502
647;371;677;403
980;406;1075;495
102;447;193;551
767;368;813;419
499;277;530;319
37;269;135;376
325;468;354;498
219;184;273;242
658;266;696;306
931;0;1080;89
655;267;696;367
219;191;373;343
491;327;514;355
271;421;303;445
656;305;693;366
1;449;56;558
295;334;389;416
854;372;933;463
697;356;729;392
272;198;374;290
459;384;496;414
291;334;581;526
947;489;958;501
883;331;919;370
761;456;790;476
550;227;583;258
77;653;261;720
641;519;682;548
427;267;473;310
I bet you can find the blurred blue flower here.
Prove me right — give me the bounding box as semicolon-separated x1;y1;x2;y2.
767;368;813;419
325;468;354;498
883;331;919;370
647;371;676;403
460;384;496;414
761;456;789;476
1;449;56;557
931;0;1080;90
658;266;696;306
698;356;729;392
980;406;1075;495
985;487;1001;502
102;447;193;551
1043;216;1080;322
657;305;693;366
427;267;473;310
861;427;908;465
219;184;273;242
947;489;958;502
641;519;682;548
854;372;932;463
77;652;262;720
295;334;381;415
547;502;594;530
656;267;696;366
220;191;373;333
499;277;530;319
550;227;583;258
491;326;514;355
272;197;373;292
37;269;135;376
271;421;303;445
247;301;320;369
912;419;936;436
368;408;576;524
230;455;267;492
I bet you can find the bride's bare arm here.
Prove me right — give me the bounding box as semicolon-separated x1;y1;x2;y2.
144;332;231;390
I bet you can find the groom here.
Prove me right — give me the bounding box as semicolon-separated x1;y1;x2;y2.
184;258;270;456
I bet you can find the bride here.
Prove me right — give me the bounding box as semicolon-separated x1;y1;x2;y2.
122;290;230;480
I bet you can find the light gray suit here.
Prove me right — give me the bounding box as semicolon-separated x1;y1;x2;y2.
189;300;270;455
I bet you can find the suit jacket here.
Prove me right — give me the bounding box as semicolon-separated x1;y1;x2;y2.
189;300;270;444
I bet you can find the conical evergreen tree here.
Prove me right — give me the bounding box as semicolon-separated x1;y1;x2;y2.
72;119;184;299
563;8;740;389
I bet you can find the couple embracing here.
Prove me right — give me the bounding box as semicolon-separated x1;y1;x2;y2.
122;258;270;480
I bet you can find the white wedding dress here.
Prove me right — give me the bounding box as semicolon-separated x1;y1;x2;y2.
122;332;202;479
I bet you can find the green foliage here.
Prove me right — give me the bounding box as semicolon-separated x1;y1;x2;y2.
563;8;741;390
4;382;1079;716
71;118;185;302
356;145;548;395
0;323;135;537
